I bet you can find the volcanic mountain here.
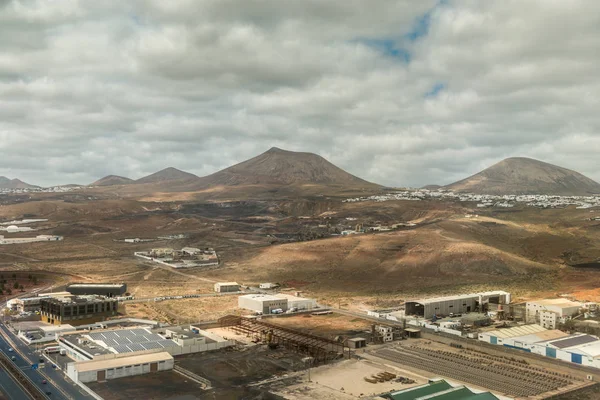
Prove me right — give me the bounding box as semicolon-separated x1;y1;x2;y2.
0;176;38;189
446;157;600;195
195;147;378;187
91;175;134;186
135;167;198;184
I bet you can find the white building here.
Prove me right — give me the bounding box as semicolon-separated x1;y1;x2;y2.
238;294;288;314
259;283;279;290
526;299;582;328
214;282;240;293
273;293;317;311
67;352;173;383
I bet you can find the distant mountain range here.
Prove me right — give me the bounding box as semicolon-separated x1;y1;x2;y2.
445;157;600;195
89;147;378;193
0;176;38;189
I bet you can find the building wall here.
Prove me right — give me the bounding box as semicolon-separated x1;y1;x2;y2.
74;358;174;383
540;311;557;329
424;297;478;318
214;284;240;293
66;285;127;297
42;314;115;326
287;298;317;310
238;296;288;313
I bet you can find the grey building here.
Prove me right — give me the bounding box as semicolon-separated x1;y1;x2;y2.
405;291;511;319
66;283;127;297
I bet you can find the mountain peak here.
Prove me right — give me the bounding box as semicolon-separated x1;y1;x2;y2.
446;157;600;195
90;175;134;186
0;176;38;189
135;167;198;184
197;147;378;187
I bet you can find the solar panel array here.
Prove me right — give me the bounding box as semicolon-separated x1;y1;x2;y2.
87;328;177;354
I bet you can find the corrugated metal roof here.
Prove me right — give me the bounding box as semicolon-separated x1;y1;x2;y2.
508;330;569;344
407;291;509;306
568;341;600;358
75;352;172;372
549;334;598;349
484;324;546;339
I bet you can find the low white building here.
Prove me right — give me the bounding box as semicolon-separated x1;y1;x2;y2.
273;293;317;311
238;294;288;314
67;352;173;383
214;282;240;293
526;299;582;328
259;283;279;290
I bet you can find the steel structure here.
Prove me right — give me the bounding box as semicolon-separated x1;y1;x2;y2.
218;315;348;363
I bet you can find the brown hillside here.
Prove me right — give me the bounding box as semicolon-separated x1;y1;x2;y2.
0;176;38;189
446;157;600;195
135;167;198;184
91;175;134;186
193;147;379;188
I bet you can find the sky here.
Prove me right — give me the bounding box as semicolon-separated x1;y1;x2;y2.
1;0;600;187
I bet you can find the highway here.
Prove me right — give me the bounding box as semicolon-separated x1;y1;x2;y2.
0;366;31;399
0;321;96;400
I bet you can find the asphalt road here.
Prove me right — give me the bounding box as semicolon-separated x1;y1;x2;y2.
0;367;31;400
0;322;95;400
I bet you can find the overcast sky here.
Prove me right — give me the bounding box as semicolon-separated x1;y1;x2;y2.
1;0;600;187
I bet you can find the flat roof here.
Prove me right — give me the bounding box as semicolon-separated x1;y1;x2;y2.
239;294;282;301
273;293;313;301
404;328;421;333
482;324;546;339
407;291;509;305
67;283;125;288
215;282;239;286
508;330;568;344
548;334;598;349
528;299;582;307
75;352;172;373
348;337;367;342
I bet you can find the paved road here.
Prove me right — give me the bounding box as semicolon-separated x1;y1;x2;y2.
0;367;31;400
0;322;96;400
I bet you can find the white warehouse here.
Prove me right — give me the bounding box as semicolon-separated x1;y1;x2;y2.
526;299;582;329
67;352;173;383
274;293;317;311
405;291;511;319
238;294;288;314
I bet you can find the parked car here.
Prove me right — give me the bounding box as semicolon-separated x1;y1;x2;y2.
42;380;47;384
7;348;13;352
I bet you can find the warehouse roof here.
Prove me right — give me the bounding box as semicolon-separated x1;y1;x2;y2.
215;282;239;286
67;283;125;288
383;380;499;400
274;293;313;302
239;294;282;301
508;330;568;344
547;334;598;349
527;299;582;308
407;291;509;305
74;352;172;372
482;324;546;339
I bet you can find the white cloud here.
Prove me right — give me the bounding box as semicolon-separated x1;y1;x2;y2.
0;0;599;187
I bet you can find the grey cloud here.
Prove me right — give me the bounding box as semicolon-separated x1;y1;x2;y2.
1;0;600;188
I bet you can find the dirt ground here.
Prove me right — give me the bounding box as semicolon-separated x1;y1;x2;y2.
268;314;373;338
271;359;426;399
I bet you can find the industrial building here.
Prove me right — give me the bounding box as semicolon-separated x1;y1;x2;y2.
259;282;279;290
238;294;289;314
214;282;240;293
40;296;119;326
380;379;501;400
525;299;582;328
66;352;173;383
7;292;73;313
58;325;232;362
405;291;511;319
0;234;63;244
273;293;317;310
66;283;127;298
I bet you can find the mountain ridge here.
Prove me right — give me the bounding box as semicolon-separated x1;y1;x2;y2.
91;175;134;186
191;147;379;188
0;176;38;189
446;157;600;195
135;167;198;185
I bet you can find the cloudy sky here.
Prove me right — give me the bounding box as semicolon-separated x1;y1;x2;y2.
1;0;599;187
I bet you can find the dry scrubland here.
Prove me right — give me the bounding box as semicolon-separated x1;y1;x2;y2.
2;193;600;316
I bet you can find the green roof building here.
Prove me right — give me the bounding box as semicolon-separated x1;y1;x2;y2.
381;379;501;400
